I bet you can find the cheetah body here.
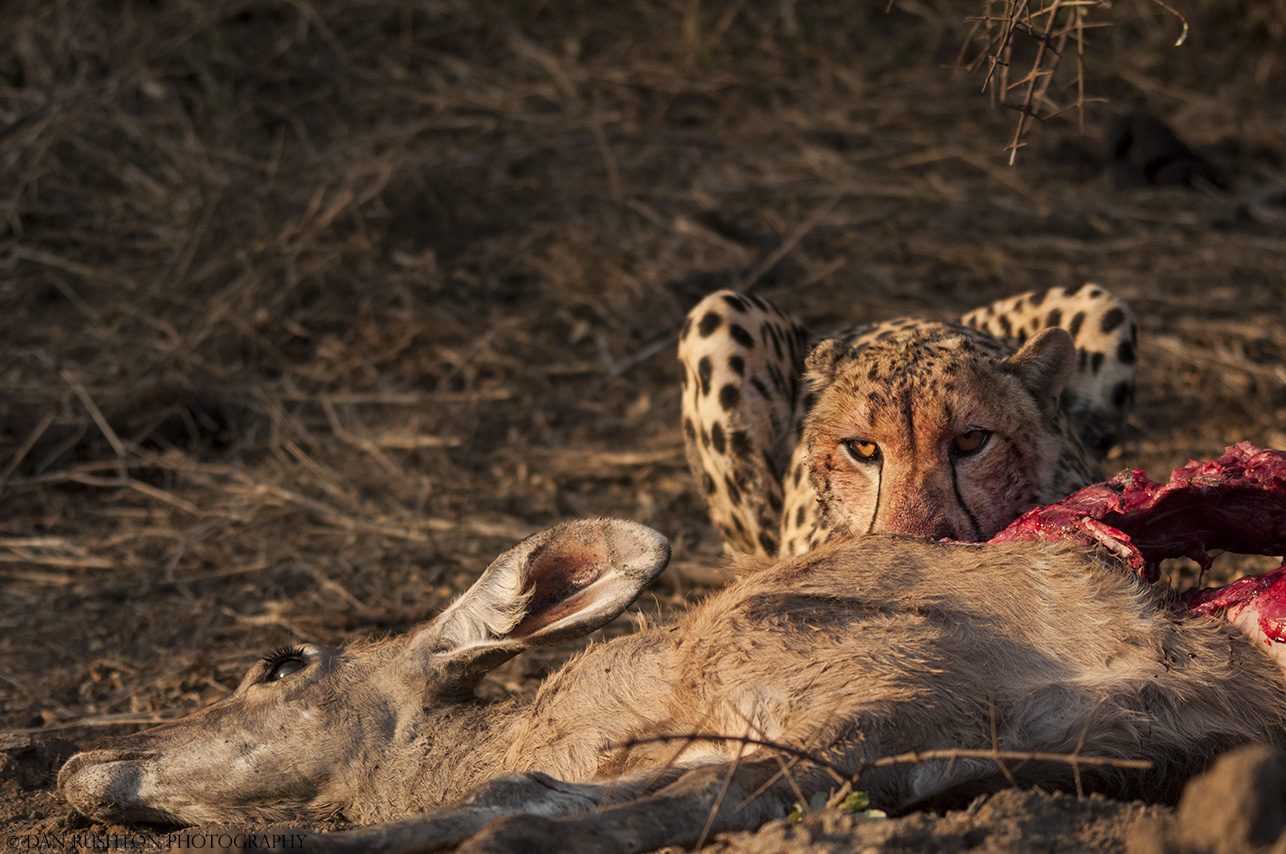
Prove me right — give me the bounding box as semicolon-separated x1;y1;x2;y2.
679;286;1137;557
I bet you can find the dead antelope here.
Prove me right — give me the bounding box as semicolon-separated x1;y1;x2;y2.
59;513;1286;854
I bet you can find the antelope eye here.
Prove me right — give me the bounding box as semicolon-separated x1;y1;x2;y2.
952;430;991;456
843;440;880;462
262;646;308;682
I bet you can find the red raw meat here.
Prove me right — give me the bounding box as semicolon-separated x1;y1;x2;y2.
990;441;1286;582
989;442;1286;651
1187;566;1286;645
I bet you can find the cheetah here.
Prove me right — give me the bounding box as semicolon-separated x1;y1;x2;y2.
678;286;1138;557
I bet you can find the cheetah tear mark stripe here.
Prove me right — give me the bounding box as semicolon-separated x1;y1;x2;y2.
949;459;983;542
866;453;884;535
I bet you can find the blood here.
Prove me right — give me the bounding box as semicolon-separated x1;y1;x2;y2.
991;442;1286;581
987;442;1286;643
1186;566;1286;645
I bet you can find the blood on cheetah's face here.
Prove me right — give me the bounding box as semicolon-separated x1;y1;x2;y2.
802;326;1075;542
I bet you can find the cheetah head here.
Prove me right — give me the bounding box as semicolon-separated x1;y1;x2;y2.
802;326;1076;542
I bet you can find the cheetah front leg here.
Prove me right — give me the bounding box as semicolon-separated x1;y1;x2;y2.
678;290;808;557
960;284;1138;460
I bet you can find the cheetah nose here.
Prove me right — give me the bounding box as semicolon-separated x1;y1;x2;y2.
877;508;965;542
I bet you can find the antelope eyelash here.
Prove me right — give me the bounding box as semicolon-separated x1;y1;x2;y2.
261;645;305;666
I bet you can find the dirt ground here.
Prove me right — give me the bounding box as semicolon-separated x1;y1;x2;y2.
2;1;1285;852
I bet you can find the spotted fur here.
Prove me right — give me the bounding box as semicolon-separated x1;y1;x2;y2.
679;285;1138;557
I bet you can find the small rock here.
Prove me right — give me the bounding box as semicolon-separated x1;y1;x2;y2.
1137;743;1286;853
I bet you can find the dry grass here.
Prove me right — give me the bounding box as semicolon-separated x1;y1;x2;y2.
0;0;1284;846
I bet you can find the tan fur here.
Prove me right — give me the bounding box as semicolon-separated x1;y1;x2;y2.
60;523;1286;854
679;286;1138;557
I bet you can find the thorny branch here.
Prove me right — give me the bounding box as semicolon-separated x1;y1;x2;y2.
957;0;1190;163
962;0;1107;164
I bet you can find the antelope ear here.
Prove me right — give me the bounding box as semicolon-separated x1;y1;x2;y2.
804;338;853;389
402;518;670;694
1005;327;1075;419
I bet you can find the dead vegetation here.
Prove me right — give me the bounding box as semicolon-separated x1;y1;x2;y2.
1;0;1284;849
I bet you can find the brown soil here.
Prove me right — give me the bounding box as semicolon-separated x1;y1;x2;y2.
2;1;1285;852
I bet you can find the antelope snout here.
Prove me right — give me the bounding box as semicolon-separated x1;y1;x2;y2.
59;748;172;824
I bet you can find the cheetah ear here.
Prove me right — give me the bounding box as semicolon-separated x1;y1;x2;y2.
804;339;853;389
1005;327;1075;419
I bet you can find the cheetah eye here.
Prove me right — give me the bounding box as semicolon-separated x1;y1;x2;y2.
843;440;880;463
952;430;991;456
